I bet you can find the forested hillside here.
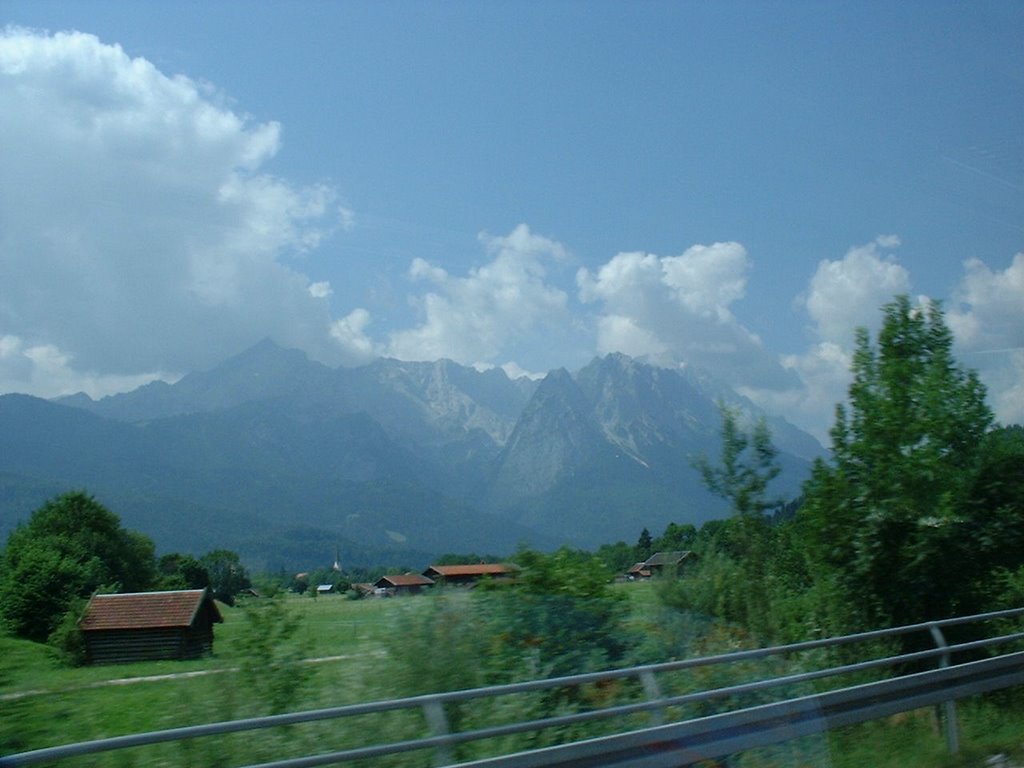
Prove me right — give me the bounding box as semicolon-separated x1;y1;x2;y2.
0;347;820;568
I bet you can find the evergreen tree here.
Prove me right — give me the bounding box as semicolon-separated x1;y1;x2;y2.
635;528;653;561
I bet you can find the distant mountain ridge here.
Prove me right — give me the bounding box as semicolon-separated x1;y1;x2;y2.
0;341;824;569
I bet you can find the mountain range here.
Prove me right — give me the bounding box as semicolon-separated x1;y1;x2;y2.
0;340;825;571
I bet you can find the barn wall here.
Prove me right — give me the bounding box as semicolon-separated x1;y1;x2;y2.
84;625;214;664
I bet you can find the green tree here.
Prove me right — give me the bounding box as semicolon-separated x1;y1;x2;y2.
799;296;994;629
157;553;210;591
655;522;697;553
0;491;157;642
199;549;251;606
635;528;653;561
962;425;1024;607
692;403;781;522
682;406;783;636
594;540;637;574
479;546;628;680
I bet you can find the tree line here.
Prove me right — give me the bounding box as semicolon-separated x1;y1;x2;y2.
0;490;252;651
633;296;1024;645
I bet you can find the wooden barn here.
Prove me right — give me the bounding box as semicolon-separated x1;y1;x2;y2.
78;588;223;664
422;563;516;587
374;573;435;596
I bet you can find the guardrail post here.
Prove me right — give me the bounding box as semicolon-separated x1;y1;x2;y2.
929;623;960;754
639;669;665;726
422;698;454;766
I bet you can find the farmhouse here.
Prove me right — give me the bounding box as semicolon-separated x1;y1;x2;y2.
626;562;651;580
422;563;516;587
79;588;223;664
374;573;435;596
627;551;697;580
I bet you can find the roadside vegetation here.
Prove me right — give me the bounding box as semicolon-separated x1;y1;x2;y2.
2;295;1023;766
3;586;1023;767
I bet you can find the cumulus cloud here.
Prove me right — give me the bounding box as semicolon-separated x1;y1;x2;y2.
384;224;570;365
577;242;795;389
329;308;376;363
949;253;1024;425
0;335;169;400
803;235;911;345
748;239;1023;441
308;281;333;299
948;253;1024;352
743;237;911;442
0;28;345;397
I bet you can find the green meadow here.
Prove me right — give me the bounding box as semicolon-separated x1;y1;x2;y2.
2;585;1023;768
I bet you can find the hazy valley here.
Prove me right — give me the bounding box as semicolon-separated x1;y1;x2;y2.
0;340;823;570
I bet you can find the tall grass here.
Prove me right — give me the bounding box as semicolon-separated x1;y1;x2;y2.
2;587;1023;767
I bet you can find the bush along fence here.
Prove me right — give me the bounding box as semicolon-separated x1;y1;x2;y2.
3;607;1024;768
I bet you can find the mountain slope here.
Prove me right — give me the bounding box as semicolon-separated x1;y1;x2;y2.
0;394;544;570
484;354;818;547
7;342;825;564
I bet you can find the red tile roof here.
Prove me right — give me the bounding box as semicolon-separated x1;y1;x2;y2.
425;564;514;577
79;589;222;631
376;573;435;588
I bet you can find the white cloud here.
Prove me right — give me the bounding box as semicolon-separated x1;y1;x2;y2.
743;237;912;442
497;361;547;381
949;253;1024;425
577;242;794;389
338;206;356;232
804;236;911;345
0;334;169;399
991;350;1024;425
329;308;376;362
308;281;333;299
749;240;1024;442
385;224;570;365
595;315;670;360
741;341;852;444
949;253;1024;351
0;28;347;396
662;242;749;320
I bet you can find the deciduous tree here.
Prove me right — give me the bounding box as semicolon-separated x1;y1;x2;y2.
799;296;994;628
200;549;251;605
0;492;156;642
692;404;781;522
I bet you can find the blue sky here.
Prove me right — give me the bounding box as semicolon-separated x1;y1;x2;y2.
1;1;1022;441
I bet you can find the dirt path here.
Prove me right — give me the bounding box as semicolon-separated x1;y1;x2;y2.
1;653;363;702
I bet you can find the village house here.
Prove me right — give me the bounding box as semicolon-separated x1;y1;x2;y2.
422;563;516;587
374;572;435;596
78;588;222;664
626;551;697;580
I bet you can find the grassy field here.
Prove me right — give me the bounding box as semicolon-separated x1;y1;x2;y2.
2;585;1023;767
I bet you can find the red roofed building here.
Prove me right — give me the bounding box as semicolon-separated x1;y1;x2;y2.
422;563;516;587
374;573;435;596
79;588;223;664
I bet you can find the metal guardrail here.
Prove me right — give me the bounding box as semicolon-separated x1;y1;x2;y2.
3;607;1024;767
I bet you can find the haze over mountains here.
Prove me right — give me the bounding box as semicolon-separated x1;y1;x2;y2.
0;340;824;570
